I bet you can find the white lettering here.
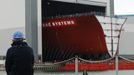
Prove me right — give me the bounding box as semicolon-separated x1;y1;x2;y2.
64;21;67;25
71;20;75;24
43;20;76;27
52;22;55;26
58;22;61;26
43;24;45;27
67;21;71;24
60;21;64;25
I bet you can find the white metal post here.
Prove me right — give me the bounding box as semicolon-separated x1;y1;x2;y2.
75;56;78;75
115;55;119;75
109;0;119;75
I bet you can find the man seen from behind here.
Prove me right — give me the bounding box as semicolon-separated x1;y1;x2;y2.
5;31;34;75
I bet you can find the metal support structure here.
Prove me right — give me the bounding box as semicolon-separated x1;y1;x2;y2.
109;0;118;75
110;0;115;56
110;0;114;17
115;18;127;75
25;0;38;62
110;0;119;75
75;56;78;75
110;17;114;57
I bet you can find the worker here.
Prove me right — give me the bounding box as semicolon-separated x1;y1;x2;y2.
83;70;88;75
5;31;34;75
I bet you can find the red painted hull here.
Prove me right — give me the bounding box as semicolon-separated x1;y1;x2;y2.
60;60;134;71
42;15;110;61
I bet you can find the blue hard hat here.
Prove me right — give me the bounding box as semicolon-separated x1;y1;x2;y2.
13;31;24;39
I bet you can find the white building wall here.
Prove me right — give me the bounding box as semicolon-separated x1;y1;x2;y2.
0;27;25;56
119;17;134;55
119;32;134;55
0;26;42;56
0;0;25;56
0;0;42;56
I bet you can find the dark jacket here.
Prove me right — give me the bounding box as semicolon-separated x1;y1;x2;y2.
5;41;34;75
